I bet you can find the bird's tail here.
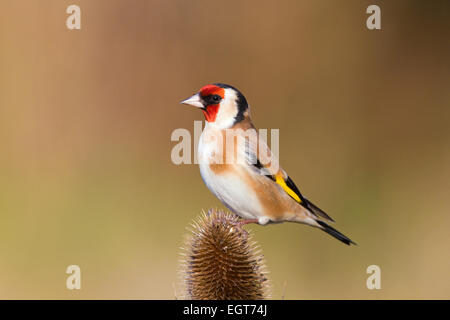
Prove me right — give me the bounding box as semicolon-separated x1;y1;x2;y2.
315;220;356;246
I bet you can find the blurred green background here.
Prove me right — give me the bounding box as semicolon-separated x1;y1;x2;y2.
0;0;449;299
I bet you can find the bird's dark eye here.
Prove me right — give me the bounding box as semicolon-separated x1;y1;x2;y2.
203;94;222;105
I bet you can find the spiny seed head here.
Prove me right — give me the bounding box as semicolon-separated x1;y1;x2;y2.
179;209;270;300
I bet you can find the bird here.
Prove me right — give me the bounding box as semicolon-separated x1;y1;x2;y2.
181;83;355;245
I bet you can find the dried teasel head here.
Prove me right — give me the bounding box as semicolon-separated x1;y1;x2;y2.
179;209;270;300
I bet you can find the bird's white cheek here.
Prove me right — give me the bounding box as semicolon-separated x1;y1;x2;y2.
213;103;238;129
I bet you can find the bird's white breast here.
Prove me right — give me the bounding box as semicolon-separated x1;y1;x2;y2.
198;126;264;220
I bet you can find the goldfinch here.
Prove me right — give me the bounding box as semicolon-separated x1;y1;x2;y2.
181;83;355;245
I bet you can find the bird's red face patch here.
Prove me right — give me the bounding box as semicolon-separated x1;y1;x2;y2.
199;85;225;99
199;85;225;122
202;105;219;122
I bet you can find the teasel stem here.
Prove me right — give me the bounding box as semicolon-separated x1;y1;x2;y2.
179;209;270;300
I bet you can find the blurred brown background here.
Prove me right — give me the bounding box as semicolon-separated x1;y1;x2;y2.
0;0;449;299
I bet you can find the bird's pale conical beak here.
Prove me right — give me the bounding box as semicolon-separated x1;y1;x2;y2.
180;93;204;109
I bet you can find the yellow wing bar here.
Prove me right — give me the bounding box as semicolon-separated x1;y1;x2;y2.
275;175;302;203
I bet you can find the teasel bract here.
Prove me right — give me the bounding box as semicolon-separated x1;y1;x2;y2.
179;209;270;300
